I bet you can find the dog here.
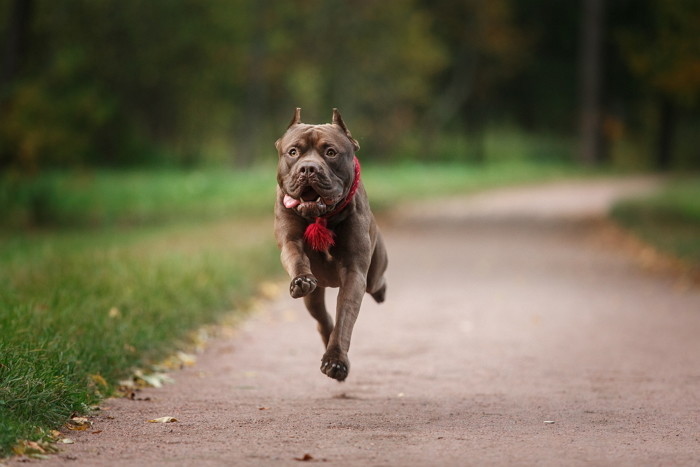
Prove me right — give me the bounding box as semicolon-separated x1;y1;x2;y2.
274;108;388;382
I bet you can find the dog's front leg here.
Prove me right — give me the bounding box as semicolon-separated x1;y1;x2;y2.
279;237;317;298
321;267;366;381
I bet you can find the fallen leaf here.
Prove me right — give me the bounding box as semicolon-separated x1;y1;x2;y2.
118;378;136;390
148;416;178;423
12;439;59;458
91;430;103;434
60;438;74;444
176;351;197;366
133;369;174;388
108;307;121;319
258;407;270;411
67;417;91;431
90;374;108;388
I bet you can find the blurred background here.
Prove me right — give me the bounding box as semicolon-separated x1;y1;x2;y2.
1;0;698;173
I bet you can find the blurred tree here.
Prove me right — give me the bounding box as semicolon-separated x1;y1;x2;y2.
1;0;33;101
616;0;700;169
1;0;697;170
0;0;446;169
578;0;605;166
420;0;527;161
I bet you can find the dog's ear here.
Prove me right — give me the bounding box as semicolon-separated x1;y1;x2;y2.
332;108;360;152
287;107;302;129
276;108;302;151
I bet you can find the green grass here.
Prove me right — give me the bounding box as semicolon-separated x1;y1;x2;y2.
0;220;280;455
0;160;584;457
364;160;577;212
0;168;276;229
611;176;700;266
1;160;578;230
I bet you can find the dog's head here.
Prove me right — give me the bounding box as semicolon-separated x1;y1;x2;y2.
276;108;360;219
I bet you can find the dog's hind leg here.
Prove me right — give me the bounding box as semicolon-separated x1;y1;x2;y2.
366;233;388;304
369;279;387;304
303;287;333;348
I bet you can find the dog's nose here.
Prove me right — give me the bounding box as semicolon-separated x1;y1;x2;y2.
298;161;321;176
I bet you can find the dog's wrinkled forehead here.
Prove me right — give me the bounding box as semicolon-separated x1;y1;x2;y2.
278;124;352;152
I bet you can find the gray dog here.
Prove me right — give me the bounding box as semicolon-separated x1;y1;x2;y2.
274;108;388;382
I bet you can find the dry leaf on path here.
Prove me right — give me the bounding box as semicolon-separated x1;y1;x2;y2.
148;416;178;423
67;417;91;431
133;369;174;388
12;439;59;458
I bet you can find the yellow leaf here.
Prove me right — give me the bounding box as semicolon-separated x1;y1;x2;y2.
176;351;197;366
133;369;174;388
148;416;178;423
90;374;108;387
67;417;91;431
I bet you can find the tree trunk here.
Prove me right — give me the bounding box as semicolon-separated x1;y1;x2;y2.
578;0;605;165
1;0;33;100
236;2;267;167
656;97;676;171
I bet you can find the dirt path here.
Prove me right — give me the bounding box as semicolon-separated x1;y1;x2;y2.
32;177;700;466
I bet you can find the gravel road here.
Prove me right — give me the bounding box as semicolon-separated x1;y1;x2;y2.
31;177;700;466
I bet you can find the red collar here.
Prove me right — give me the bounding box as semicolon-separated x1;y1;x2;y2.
303;156;361;252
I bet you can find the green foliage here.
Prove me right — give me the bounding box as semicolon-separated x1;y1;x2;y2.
0;168;275;229
616;0;700;106
612;177;700;264
1;0;697;170
0;0;447;168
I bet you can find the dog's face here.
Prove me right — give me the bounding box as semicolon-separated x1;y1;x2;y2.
276;109;360;219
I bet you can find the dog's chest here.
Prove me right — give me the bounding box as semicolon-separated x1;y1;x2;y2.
307;250;341;288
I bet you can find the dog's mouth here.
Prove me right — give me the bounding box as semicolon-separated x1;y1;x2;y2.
283;186;334;211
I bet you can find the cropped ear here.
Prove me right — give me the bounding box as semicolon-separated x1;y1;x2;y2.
332;108;360;152
277;108;302;151
287;107;302;129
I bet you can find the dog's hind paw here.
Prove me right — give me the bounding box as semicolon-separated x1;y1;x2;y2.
370;282;386;303
290;274;317;298
321;351;350;382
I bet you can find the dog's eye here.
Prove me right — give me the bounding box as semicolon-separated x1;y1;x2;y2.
288;148;298;157
325;148;337;157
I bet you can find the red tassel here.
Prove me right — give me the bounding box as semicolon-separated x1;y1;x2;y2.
304;217;335;252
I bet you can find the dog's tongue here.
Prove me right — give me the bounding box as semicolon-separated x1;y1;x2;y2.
283;194;301;209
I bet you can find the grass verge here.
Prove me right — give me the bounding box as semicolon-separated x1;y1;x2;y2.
0;160;583;456
611;176;700;267
0;220;279;456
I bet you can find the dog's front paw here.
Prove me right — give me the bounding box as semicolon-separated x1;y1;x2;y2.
321;348;350;382
290;274;317;298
